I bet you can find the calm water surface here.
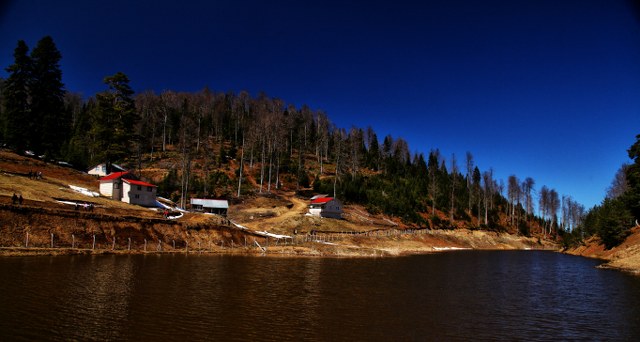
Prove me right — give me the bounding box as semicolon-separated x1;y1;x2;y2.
1;251;639;341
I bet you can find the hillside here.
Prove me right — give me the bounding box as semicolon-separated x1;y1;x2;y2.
565;226;640;274
0;149;559;256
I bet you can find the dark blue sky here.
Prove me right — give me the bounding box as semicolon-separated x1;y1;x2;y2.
2;0;640;209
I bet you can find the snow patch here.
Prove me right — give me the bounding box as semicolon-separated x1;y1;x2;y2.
433;246;470;251
69;185;100;197
256;231;292;239
165;212;184;220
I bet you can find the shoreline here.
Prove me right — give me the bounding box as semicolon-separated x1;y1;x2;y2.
0;229;559;258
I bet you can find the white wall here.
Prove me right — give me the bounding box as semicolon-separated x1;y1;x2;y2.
123;183;157;207
99;182;113;197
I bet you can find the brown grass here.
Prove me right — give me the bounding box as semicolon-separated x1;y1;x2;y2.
0;149;561;258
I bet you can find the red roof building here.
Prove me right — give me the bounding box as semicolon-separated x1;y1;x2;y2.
99;171;157;207
99;171;131;181
308;196;342;219
311;197;334;205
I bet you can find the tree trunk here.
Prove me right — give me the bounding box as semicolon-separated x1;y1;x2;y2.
237;136;244;197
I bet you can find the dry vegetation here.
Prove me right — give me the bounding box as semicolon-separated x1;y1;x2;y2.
565;226;640;274
0;149;562;259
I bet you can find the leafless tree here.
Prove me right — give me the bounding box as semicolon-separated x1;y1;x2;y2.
606;163;630;199
466;152;474;214
522;177;535;221
427;149;442;216
538;185;549;234
548;189;560;233
482;170;494;225
507;175;520;227
450;153;458;222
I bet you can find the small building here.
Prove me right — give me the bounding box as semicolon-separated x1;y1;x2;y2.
191;198;229;216
99;171;130;199
88;163;126;177
309;196;342;219
122;179;157;207
99;171;157;207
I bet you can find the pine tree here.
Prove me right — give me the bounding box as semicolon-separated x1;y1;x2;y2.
30;36;66;157
2;40;31;153
625;134;640;219
90;72;139;170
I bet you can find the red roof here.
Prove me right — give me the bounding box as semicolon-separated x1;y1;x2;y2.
123;178;156;188
99;171;130;181
311;197;334;204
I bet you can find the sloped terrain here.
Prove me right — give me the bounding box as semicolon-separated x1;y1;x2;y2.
0;150;558;257
566;226;640;274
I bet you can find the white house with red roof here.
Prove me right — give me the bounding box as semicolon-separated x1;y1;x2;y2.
99;171;157;207
308;196;342;219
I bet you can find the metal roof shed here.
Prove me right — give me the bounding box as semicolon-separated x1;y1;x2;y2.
191;198;229;216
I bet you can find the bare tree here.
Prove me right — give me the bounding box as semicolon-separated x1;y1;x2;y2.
466;152;474;214
507;175;520;227
160;90;178;152
427;149;442;216
332;128;346;198
482;170;494;225
548;189;560;233
522;177;535;222
177;100;197;209
450;153;458;222
606;164;630;199
538;185;549;234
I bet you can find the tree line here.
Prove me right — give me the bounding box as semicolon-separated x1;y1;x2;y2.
1;36;591;236
568;136;640;249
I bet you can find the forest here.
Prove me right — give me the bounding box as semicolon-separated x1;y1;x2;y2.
1;36;638;247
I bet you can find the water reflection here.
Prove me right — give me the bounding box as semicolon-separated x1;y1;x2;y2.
1;252;639;341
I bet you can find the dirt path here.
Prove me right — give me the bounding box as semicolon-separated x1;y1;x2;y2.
238;193;308;231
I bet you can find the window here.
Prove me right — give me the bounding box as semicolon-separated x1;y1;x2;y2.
137;185;142;191
114;183;120;189
134;194;140;199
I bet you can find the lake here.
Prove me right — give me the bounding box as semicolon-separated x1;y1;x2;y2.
1;251;639;341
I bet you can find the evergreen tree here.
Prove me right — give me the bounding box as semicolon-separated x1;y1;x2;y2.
596;198;633;249
366;129;380;170
90;72;138;170
65;98;92;169
625;134;640;219
30;36;66;158
2;40;31;153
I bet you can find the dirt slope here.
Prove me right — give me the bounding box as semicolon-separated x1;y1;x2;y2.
565;226;640;274
0;150;558;257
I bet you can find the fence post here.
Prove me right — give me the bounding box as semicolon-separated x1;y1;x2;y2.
72;234;75;248
128;237;131;251
25;232;29;248
158;240;162;251
173;240;176;249
51;233;54;248
112;237;116;250
185;241;188;253
144;239;147;251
